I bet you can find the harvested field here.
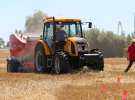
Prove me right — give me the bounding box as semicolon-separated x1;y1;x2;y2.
0;49;135;100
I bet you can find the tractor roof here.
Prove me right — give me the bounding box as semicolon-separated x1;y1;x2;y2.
44;16;81;23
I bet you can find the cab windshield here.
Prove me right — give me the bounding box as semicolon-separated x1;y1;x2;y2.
55;22;82;37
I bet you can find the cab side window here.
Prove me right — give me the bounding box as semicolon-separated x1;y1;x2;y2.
45;23;53;39
44;23;53;47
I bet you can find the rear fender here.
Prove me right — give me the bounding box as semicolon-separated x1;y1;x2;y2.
36;40;51;56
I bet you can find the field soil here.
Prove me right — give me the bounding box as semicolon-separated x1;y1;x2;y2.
0;49;135;100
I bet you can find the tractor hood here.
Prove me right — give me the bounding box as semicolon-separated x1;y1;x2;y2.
68;37;87;44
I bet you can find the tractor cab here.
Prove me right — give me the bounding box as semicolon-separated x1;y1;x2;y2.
43;17;91;54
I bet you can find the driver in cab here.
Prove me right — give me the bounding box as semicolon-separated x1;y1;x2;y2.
55;24;67;51
55;24;67;42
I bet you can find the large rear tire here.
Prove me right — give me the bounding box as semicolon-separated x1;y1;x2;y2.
35;45;47;73
54;52;71;74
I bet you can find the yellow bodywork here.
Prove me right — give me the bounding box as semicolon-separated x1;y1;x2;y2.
37;37;79;57
39;17;82;56
44;17;81;23
64;37;80;56
37;40;51;56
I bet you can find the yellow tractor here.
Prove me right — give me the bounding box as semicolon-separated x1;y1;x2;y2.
34;16;104;74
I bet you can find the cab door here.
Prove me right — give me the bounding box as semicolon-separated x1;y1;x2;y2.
44;23;54;48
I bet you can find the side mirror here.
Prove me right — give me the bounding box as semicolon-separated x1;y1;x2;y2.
88;22;92;28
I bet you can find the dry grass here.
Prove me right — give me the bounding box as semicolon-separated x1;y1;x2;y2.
0;49;135;100
56;83;135;100
0;49;9;65
55;58;135;100
0;49;9;58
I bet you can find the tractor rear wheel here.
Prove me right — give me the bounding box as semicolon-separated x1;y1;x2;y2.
35;45;47;73
54;52;71;74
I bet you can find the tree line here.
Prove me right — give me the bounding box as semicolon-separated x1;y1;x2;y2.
0;38;5;48
24;10;133;57
85;29;132;57
5;10;134;57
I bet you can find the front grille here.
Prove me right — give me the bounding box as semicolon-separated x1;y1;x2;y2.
77;43;88;52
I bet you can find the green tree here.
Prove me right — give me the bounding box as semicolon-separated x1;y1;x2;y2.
0;38;5;48
85;29;127;57
85;28;100;49
127;34;132;45
25;10;47;33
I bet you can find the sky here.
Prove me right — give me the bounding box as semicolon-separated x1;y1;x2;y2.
0;0;135;43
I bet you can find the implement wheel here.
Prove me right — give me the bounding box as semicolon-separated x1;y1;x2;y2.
7;59;20;72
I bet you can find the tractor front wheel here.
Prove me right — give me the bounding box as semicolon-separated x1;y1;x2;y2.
96;57;104;71
54;52;71;74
